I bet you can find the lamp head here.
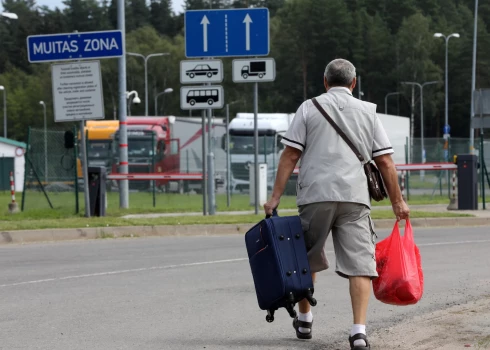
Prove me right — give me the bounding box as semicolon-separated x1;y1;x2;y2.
164;88;173;94
452;33;460;38
1;12;18;20
434;33;444;38
0;86;4;91
133;96;141;104
39;101;45;105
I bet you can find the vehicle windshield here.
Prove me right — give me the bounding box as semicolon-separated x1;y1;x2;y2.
230;135;276;154
87;141;112;159
128;138;154;157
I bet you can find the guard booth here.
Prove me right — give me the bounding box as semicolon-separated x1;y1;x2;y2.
88;166;106;217
456;154;478;210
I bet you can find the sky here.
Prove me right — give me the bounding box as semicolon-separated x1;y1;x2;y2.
2;0;186;14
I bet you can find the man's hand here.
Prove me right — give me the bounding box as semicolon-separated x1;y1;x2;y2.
264;197;280;217
392;200;410;221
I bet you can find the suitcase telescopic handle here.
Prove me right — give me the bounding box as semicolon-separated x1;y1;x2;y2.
266;209;278;219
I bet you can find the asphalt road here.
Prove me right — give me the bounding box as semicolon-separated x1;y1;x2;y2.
1;226;490;350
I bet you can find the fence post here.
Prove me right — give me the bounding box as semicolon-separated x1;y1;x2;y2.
447;170;458;210
481;134;486;210
73;125;79;214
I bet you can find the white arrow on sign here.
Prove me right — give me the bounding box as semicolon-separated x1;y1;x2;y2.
201;15;210;52
243;14;252;51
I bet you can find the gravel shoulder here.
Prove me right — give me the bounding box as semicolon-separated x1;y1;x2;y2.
370;295;490;349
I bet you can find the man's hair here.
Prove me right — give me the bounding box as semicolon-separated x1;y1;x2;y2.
324;59;356;87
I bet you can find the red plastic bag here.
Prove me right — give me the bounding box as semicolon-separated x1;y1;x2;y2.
372;219;424;306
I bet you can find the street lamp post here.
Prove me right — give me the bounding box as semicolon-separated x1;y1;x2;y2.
127;52;170;116
0;86;6;138
154;88;173;115
385;92;401;114
434;32;460;145
39;101;48;183
402;81;441;178
126;90;141;116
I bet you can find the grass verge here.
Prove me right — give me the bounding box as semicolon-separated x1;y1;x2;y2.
0;210;472;231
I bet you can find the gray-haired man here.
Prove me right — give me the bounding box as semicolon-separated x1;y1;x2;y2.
264;58;409;349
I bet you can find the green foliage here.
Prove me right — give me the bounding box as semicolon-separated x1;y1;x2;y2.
0;0;488;143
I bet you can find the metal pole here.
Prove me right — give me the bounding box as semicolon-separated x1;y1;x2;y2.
358;76;362;100
445;37;449;135
420;85;424;181
226;103;230;207
3;89;5;138
207;105;215;215
254;82;259;214
201;109;207;215
152;133;155;207
154;95;158;116
144;57;148;116
470;0;479;153
80;120;90;217
43;103;47;184
118;0;129;208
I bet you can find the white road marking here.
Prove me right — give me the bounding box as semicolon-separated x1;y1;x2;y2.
1;239;490;288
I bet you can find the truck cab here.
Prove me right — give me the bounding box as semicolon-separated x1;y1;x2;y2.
112;116;180;191
224;113;297;194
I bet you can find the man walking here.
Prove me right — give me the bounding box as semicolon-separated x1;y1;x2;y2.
264;58;410;349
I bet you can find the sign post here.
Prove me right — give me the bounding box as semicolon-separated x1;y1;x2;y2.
51;60;105;217
27;29;124;216
184;8;270;215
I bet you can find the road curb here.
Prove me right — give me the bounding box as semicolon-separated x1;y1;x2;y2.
1;217;490;245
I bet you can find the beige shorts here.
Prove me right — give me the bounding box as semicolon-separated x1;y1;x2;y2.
298;201;378;279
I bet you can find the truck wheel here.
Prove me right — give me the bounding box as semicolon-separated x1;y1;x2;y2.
207;99;214;105
259;73;264;78
242;73;248;79
207;72;213;78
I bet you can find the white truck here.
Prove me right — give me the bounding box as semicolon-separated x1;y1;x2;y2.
172;116;227;193
225;113;296;194
224;112;410;194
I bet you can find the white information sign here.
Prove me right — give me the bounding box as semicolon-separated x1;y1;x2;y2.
232;58;276;83
51;60;104;122
180;59;223;84
180;86;224;110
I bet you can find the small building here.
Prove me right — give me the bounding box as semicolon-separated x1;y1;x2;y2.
0;137;26;192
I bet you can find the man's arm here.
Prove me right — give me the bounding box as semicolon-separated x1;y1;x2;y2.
264;146;302;215
374;154;410;221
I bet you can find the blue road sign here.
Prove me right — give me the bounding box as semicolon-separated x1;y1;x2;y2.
27;30;123;63
185;8;269;58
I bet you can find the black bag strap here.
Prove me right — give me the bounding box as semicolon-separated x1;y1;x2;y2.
311;97;365;163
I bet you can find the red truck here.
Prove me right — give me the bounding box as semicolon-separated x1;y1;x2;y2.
112;117;181;191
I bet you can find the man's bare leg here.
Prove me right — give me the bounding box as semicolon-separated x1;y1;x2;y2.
349;276;371;347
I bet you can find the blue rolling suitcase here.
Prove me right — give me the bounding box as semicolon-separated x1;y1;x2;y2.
245;210;317;323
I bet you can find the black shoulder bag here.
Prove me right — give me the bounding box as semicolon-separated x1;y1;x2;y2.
311;97;387;202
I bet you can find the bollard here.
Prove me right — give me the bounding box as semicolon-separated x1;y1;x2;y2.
447;170;458;210
401;171;406;201
8;171;19;213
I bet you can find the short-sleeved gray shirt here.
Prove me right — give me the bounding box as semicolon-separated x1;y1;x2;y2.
281;87;394;208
